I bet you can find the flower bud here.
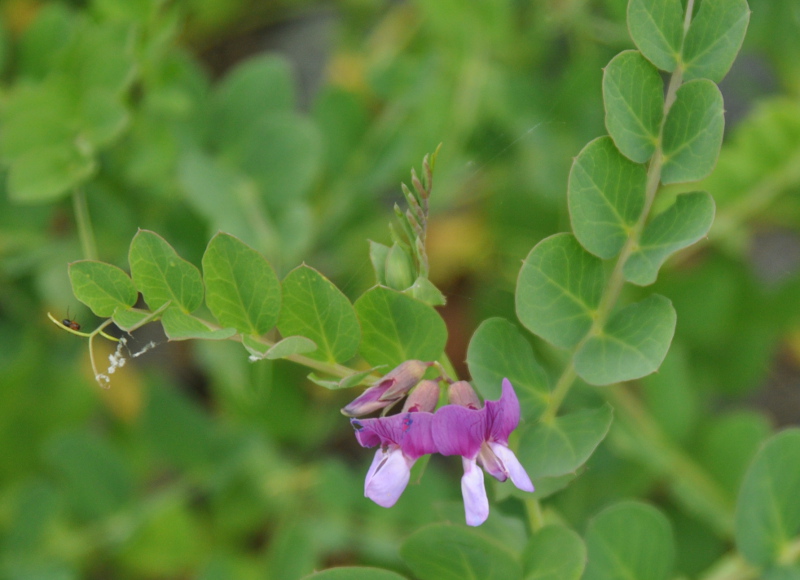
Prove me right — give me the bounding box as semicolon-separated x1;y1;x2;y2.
402;379;440;413
448;381;482;409
341;360;431;417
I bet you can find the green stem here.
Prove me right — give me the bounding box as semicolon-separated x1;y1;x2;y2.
525;498;545;533
72;187;97;260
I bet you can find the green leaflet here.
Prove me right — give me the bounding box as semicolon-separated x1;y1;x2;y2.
277;265;361;364
574;294;677;385
354;286;447;368
68;260;137;317
516;233;605;349
584;501;675;580
603;50;664;163
568;136;647;258
735;429;800;567
624;191;715;286
202;232;281;336
522;525;586;580
661;80;725;184
129;230;204;313
400;524;523;580
517;404;613;479
161;308;237;341
682;0;751;83
466;317;551;421
626;0;684;72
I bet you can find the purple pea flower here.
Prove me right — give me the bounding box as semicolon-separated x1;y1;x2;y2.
350;380;439;507
433;378;534;526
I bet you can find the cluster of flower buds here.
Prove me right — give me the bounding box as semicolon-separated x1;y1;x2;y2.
344;361;534;527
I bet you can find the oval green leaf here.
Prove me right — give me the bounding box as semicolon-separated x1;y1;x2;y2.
466;317;551;421
627;0;684;72
682;0;750;83
400;524;523;580
516;233;605;349
583;501;675;580
574;294;677;385
568;136;648;258
69;260;137;317
129;230;204;313
624;191;716;286
112;307;152;332
735;429;800;567
202;232;281;335
661;80;725;185
603;51;664;163
277;265;361;364
517;404;613;480
522;525;586;580
354;286;447;368
264;336;318;360
161;308;237;341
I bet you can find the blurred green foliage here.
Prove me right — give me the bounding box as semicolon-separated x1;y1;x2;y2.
1;0;799;578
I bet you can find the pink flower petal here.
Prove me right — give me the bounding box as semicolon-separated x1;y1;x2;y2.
484;378;521;444
489;442;534;492
364;447;413;508
351;412;436;460
461;457;489;526
432;405;486;459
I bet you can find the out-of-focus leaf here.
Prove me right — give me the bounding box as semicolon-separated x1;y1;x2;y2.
400;524;523;580
735;429;800;567
584;501;675;580
522;525;586;580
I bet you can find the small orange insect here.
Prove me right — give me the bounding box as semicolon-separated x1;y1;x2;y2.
62;308;81;331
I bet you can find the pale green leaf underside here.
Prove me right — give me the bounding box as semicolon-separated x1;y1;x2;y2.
400;524;523;580
603;50;664;163
264;336;317;359
161;308;237;341
661;79;725;184
518;403;613;479
624;191;715;285
682;0;750;83
466;317;551;422
583;501;675;580
627;0;684;72
574;294;676;385
568;136;648;259
128;230;204;313
522;525;586;580
69;260;137;318
735;429;800;567
516;233;605;349
355;286;447;368
202;232;281;335
112;308;151;331
277;264;361;364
